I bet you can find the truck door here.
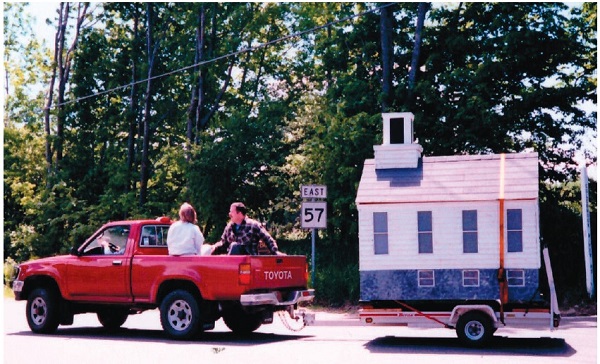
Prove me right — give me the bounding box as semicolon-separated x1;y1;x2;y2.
65;225;132;302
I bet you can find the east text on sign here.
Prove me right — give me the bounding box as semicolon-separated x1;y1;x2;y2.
301;185;327;199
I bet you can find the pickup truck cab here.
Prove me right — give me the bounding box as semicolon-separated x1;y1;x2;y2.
12;217;314;339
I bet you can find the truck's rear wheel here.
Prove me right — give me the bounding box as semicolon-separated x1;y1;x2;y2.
160;290;201;340
26;287;60;334
223;304;262;334
97;308;129;330
456;311;493;347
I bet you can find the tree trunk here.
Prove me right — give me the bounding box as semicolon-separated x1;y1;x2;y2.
199;59;234;129
196;4;233;130
54;3;68;166
380;4;394;112
43;3;62;187
248;27;271;117
140;3;156;207
239;50;252;100
127;8;140;193
407;2;431;106
187;4;206;150
56;2;89;165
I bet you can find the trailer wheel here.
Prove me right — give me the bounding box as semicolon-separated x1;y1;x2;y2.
456;311;493;347
26;287;60;334
160;290;201;340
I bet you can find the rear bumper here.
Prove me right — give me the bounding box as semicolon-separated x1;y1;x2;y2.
240;289;315;307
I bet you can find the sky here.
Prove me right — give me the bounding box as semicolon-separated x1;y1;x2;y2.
26;2;61;45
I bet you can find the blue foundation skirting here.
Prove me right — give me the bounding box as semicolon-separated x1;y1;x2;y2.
360;269;540;302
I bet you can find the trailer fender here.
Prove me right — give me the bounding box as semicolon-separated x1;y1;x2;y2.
449;305;499;329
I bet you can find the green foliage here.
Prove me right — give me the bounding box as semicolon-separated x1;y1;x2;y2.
314;261;360;306
3;2;51;127
4;124;46;261
188;109;289;240
541;178;597;303
418;3;596;177
298;109;380;260
279;238;360;305
4;257;18;286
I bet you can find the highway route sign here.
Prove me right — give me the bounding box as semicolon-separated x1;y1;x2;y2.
301;201;327;229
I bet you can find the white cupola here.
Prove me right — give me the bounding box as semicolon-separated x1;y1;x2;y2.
374;112;422;169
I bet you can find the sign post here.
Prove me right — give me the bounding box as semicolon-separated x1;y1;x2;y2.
581;166;595;299
301;185;327;287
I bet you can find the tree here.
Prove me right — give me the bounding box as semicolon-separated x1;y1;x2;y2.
3;3;51;125
3;3;53;260
541;178;597;304
44;2;90;184
379;3;394;111
139;3;157;207
416;3;595;176
407;2;431;106
186;4;206;150
125;4;142;194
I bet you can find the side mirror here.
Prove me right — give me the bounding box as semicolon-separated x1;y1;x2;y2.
70;246;81;256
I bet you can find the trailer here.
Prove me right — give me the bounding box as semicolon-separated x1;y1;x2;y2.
359;247;560;346
356;113;561;346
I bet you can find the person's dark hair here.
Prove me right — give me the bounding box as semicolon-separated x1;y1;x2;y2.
232;202;247;215
179;203;197;223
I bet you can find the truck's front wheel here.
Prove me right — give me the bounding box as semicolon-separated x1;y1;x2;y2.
456;311;493;347
26;287;60;334
160;290;201;340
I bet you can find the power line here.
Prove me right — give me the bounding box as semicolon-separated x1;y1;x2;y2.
53;3;396;108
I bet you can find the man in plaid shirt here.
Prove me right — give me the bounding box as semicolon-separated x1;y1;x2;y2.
211;202;285;255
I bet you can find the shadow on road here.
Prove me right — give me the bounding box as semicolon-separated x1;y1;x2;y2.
8;327;312;346
365;336;574;357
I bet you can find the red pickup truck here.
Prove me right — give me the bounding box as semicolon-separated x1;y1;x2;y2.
12;217;314;339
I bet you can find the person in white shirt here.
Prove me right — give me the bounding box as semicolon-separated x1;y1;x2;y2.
167;203;205;255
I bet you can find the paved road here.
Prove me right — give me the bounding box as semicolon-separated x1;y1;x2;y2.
4;299;597;364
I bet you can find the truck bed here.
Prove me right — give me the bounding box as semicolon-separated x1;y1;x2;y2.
130;254;309;302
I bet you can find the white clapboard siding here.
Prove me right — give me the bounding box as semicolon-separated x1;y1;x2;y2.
357;152;540;272
358;201;540;271
374;144;423;169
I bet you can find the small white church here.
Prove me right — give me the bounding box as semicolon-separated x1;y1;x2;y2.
356;113;542;305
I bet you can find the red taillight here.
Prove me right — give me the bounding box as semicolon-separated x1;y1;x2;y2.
305;263;309;283
239;263;251;285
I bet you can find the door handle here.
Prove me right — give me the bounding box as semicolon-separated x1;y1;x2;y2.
112;260;122;266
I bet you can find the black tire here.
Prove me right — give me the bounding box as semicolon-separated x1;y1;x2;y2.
456;311;494;347
97;308;129;330
160;290;201;340
26;287;60;334
222;304;262;335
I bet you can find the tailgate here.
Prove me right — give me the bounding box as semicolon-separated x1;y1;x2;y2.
249;255;308;289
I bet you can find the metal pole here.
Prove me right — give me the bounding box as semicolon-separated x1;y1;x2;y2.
581;165;594;299
311;228;316;287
